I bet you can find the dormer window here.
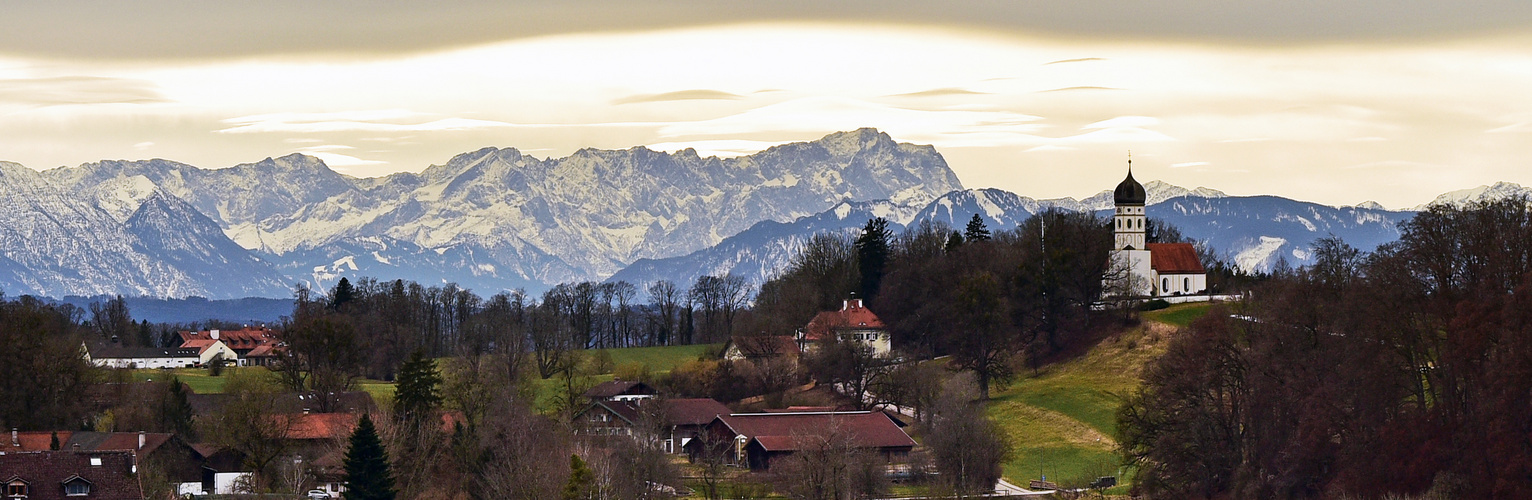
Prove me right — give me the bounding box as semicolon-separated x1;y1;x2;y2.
63;477;90;496
7;479;28;497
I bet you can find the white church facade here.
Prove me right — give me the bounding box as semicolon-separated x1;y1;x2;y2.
1111;168;1208;297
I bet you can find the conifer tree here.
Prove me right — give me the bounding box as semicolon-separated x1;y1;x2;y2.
392;349;442;423
855;217;892;301
964;213;991;242
562;454;594;500
342;414;396;500
161;378;197;440
330;277;356;311
945;230;965;252
49;431;59;450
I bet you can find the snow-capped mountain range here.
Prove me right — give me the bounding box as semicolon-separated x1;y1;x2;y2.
0;128;1525;299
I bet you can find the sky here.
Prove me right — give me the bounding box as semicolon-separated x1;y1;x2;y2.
3;1;1532;209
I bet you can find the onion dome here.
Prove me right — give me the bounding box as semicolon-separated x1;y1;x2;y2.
1114;170;1146;205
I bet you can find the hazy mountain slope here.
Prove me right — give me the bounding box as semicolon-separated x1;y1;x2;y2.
124;191;292;298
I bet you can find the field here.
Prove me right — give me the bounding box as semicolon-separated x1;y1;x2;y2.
987;302;1214;488
528;344;721;412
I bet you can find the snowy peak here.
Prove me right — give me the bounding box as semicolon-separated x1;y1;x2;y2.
1414;181;1532;210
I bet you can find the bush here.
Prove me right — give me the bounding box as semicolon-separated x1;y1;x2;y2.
613;361;651;383
1139;299;1171;311
589;351;615;374
208;360;225;376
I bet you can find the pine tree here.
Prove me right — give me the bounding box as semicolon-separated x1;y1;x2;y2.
964;214;991;242
49;431;59;450
392;349;442;423
342;414;396;500
855;217;892;302
162;378;197;440
331;277;356;311
562;454;594;500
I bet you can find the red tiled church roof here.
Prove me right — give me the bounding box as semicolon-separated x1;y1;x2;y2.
1146;243;1205;274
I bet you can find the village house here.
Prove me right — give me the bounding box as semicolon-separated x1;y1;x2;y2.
797;297;892;357
572;398;733;454
685;411;916;471
0;450;145;500
85;344;199;369
177;327;281;366
4;430;210;496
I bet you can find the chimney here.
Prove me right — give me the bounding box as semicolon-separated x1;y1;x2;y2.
11;428;17;446
138;431;145;450
210;329;220;340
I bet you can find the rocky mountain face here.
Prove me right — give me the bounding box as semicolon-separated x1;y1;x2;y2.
6;129;961;298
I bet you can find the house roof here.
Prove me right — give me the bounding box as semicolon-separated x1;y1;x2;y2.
584;380;656;399
279;413;359;440
1;431;70;453
728;335;801;358
0;451;145;500
713;412;915;452
803;300;886;341
89;344;197;359
178;327;279;351
63;432;172;456
663;399;732;427
245;344;281;357
178;339;226;355
1146;243;1206;274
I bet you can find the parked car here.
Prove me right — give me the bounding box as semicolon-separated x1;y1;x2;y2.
306;490;331;499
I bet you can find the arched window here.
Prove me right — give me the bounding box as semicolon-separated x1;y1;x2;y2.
1162;278;1169;291
1184;277;1190;290
1137;219;1143;229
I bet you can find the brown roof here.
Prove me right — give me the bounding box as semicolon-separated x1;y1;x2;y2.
279;413;359;440
63;432;172;456
1146;242;1205;274
178;339;223;355
803;299;887;341
663;399;732;427
0;451;145;500
177;327;279;351
0;431;69;453
714;412;915;452
584;380;657;399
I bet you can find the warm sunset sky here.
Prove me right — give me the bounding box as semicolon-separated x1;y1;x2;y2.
2;1;1530;208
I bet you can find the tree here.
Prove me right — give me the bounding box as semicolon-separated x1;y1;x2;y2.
945;230;965;251
280;314;364;411
926;378;1011;497
561;454;594;500
393;349;442;423
161;378;197;441
331;277;356;311
205;369;292;483
947;271;1013;400
855;217;892;302
343;414;397;500
964;214;991;242
90;294;135;343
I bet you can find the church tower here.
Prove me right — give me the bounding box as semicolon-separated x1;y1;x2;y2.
1113;158;1147;250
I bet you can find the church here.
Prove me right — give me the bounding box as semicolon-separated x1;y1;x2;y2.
1111;167;1207;297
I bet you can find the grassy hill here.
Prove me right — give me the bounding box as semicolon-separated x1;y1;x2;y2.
987;303;1213;488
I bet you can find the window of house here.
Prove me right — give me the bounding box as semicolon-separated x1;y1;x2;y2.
64;479;89;496
7;481;27;497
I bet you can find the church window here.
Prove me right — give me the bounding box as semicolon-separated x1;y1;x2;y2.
1162;278;1169;291
1184;277;1190;290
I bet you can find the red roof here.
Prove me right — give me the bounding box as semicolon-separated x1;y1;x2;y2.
0;451;145;500
178;339;222;355
279;413;359;440
178;327;279;350
803;299;886;341
663;399;732;426
714;412;915;452
0;431;70;453
1146;243;1205;274
1;432;170;456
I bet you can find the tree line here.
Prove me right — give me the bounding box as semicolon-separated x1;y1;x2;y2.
1118;197;1532;499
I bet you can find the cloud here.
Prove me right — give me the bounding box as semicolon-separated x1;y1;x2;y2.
1487;121;1532;133
217;110;518;134
888;87;990;98
653;96;1047;147
133;142;154;150
301;151;386;168
1025;145;1076;152
645;139;789;158
1045;57;1105;65
1171;161;1209;168
1083;116;1160;129
1037;86;1120;93
0;76;166;106
613;89;745;105
4;1;1530;60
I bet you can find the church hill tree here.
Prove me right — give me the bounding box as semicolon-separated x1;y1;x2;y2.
343;414;396;500
963;213;991;242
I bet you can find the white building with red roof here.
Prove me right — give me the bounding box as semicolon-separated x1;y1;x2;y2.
1111;166;1208;297
796;297;892;357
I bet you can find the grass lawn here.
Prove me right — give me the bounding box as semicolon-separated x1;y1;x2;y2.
602;343;718;373
986;307;1212;489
